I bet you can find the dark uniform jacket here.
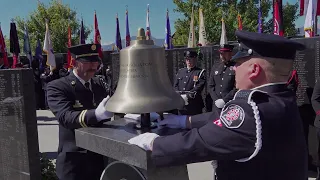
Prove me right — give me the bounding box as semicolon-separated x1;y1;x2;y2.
174;67;206;115
312;77;320;128
47;72;109;180
208;62;237;110
152;83;308;180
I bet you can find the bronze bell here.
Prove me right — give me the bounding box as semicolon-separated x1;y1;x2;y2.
105;28;184;114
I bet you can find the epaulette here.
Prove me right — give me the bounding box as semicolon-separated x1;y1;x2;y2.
233;89;268;103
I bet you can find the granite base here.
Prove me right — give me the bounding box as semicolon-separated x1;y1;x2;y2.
75;118;189;180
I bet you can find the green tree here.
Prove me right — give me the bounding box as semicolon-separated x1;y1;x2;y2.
172;0;298;46
14;0;91;54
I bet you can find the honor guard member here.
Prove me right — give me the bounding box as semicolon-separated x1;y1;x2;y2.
47;44;114;180
311;78;320;180
129;31;308;180
173;50;206;115
208;44;236;113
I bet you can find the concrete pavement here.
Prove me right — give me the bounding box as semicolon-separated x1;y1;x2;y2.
36;110;317;180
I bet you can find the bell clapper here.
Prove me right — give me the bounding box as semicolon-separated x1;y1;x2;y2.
134;113;157;130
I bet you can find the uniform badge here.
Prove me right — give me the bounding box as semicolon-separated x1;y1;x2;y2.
215;71;218;75
193;76;198;82
91;44;96;51
220;104;245;129
73;100;83;108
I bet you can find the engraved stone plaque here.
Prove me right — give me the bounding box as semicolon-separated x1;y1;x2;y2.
0;69;41;180
292;37;320;106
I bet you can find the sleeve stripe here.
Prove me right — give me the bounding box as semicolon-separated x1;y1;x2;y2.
79;110;88;128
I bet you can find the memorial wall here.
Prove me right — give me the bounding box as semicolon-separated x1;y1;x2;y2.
0;69;41;180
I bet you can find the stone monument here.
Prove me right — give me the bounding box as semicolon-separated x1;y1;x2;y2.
0;69;41;180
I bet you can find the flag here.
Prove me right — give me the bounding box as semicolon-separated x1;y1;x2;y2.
0;24;9;67
43;19;56;71
220;17;228;45
257;0;263;33
300;0;310;15
273;0;284;36
304;0;317;37
115;13;122;51
125;8;131;47
188;6;196;48
164;8;173;49
94;11;103;58
146;4;151;40
198;8;207;46
23;26;33;66
10;22;20;68
67;24;73;70
237;13;243;30
300;0;320;15
35;39;44;71
79;18;85;44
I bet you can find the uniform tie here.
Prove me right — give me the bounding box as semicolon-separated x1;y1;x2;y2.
84;82;90;90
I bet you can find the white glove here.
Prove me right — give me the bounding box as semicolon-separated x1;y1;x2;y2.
95;96;113;121
215;99;225;109
181;94;189;105
128;133;159;151
157;114;187;129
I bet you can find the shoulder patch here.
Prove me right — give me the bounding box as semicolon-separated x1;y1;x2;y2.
220;104;245;129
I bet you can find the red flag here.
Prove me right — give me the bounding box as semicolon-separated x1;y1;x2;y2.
300;0;305;16
94;11;103;58
0;25;9;67
237;14;243;30
67;25;73;70
317;0;320;15
273;0;284;36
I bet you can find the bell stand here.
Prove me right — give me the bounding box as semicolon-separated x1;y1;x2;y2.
134;113;164;131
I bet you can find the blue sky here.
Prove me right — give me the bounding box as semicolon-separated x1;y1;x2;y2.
0;0;306;45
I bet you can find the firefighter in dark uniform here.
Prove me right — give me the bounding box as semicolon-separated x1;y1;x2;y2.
129;30;308;180
208;44;236;114
311;78;320;180
173;50;206;115
47;44;113;180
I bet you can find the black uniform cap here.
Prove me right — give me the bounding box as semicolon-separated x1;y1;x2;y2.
68;44;101;62
231;30;305;62
184;50;198;58
219;44;234;52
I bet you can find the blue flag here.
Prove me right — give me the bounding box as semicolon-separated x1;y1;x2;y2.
164;9;173;49
79;18;85;44
35;39;44;71
257;0;263;33
115;14;122;51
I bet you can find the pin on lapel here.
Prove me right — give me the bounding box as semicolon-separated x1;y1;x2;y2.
193;76;199;82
